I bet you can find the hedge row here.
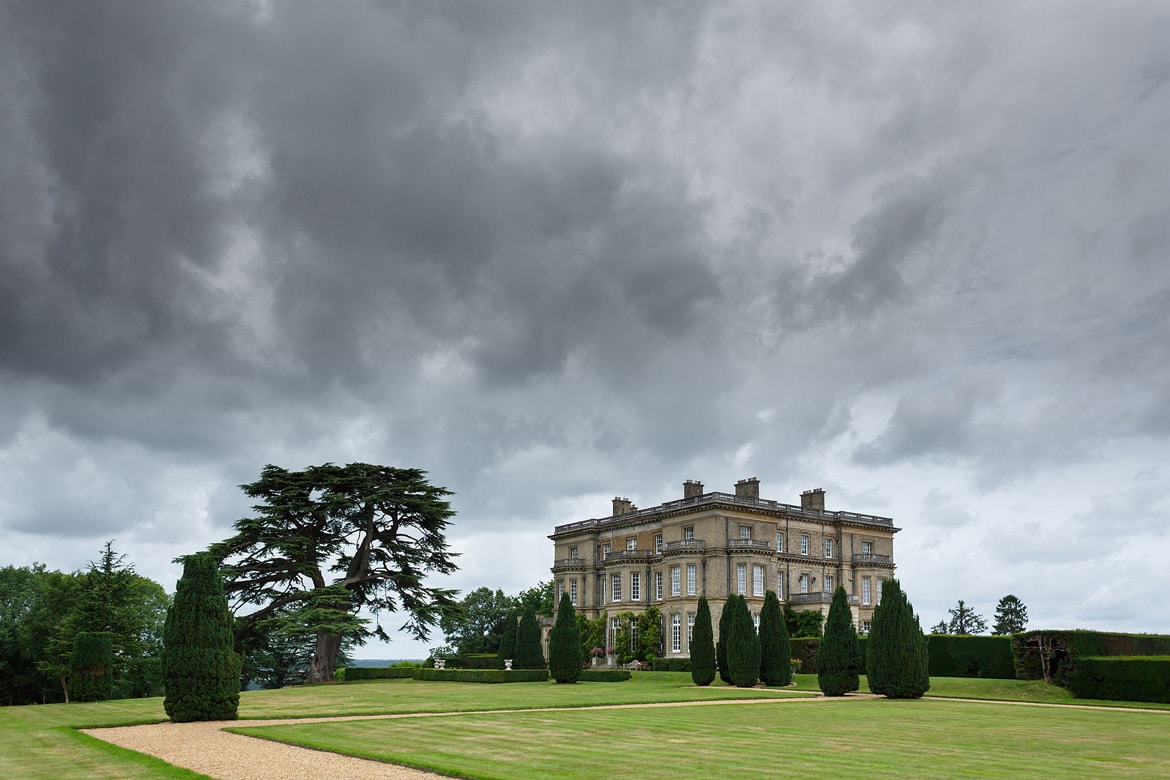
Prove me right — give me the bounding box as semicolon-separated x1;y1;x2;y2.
652;658;691;672
579;669;631;682
1065;656;1170;703
413;668;548;683
1012;631;1170;684
460;653;501;670
342;667;416;681
793;635;1014;679
927;635;1014;679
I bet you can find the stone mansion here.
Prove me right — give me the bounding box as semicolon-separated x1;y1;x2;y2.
549;478;898;658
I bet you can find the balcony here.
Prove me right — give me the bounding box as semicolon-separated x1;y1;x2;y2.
728;539;772;552
603;550;656;563
551;558;588;571
852;553;893;564
663;539;706;554
789;592;860;605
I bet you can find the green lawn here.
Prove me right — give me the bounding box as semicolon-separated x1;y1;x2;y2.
237;697;1170;779
2;674;1166;779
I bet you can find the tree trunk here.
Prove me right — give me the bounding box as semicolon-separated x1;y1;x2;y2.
307;631;342;684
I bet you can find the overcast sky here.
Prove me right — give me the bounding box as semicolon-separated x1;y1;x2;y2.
3;1;1168;658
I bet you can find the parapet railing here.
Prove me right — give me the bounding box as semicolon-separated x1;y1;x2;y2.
552;491;894;535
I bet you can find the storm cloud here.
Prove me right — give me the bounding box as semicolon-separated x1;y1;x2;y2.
3;0;1169;654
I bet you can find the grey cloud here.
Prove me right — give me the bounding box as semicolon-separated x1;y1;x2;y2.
853;374;997;466
3;1;1170;644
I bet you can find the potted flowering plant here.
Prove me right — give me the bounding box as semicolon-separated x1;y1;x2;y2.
791;658;802;674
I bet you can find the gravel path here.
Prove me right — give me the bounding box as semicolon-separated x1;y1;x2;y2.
84;716;446;780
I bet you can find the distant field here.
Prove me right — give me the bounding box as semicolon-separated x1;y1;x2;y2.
3;674;1167;779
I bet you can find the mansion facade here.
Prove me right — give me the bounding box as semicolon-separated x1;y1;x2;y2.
549;478;898;658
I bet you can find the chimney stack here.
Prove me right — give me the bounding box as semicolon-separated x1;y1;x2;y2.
735;477;760;499
683;480;704;499
612;497;634;516
801;488;825;511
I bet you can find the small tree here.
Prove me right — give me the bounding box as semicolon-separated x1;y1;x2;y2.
613;612;637;664
758;591;791;686
726;595;761;688
690;597;716;686
992;595;1028;635
636;607;663;664
68;632;114;702
930;620;949;634
577;612;605;662
866;579;929;699
496;612;518;669
163;553;241;722
716;595;735;684
784;604;824;638
548;593;581;683
947;600;987;635
513;605;544;669
818;586;860;696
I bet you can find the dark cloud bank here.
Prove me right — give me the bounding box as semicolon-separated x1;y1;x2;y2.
2;1;1169;653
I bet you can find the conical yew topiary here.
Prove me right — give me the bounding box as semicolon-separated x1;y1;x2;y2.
716;595;734;684
548;593;581;683
758;590;791;687
163;552;241;722
866;579;929;699
513;605;545;670
690;596;716;686
727;594;761;687
497;611;518;669
818;586;860;696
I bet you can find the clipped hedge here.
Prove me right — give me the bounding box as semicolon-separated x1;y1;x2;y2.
579;669;632;682
413;668;549;683
461;653;500;670
927;635;1014;679
652;657;691;672
343;667;416;681
1066;656;1170;703
1013;630;1170;684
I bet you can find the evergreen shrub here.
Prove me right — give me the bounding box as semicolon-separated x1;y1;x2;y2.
727;594;761;687
866;579;929;699
548;593;582;683
513;607;545;670
818;586;860;696
716;596;734;685
163;553;241;722
758;590;791;687
690;596;716;686
497;612;518;670
68;631;114;702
